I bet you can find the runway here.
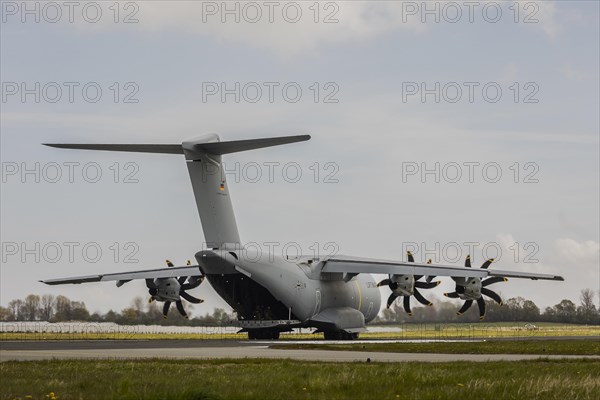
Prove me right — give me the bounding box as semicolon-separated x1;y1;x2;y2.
2;340;599;363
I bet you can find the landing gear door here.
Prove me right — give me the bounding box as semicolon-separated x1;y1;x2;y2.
313;290;321;316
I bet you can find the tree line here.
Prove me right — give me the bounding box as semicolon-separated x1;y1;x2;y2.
0;294;234;326
376;289;599;325
1;289;598;325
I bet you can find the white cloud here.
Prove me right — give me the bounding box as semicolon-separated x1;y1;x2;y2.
71;1;426;57
555;238;600;266
534;1;562;39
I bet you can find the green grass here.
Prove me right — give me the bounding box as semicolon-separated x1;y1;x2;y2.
2;359;600;400
272;339;600;355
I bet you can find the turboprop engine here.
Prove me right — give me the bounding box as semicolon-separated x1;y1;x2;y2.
378;252;440;315
145;260;205;319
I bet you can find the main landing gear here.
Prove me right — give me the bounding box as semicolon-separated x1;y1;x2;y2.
323;330;359;340
247;329;281;340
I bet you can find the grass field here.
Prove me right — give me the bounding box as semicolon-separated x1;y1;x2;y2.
2;322;599;341
272;339;600;355
2;359;599;400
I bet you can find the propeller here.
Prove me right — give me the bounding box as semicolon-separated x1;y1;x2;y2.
444;255;507;320
146;259;205;319
377;252;440;316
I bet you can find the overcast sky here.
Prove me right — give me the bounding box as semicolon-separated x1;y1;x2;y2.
1;1;598;317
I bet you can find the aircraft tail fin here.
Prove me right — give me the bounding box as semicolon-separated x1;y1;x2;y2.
44;134;311;249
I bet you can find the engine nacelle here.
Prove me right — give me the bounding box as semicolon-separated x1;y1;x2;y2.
456;277;482;300
149;277;181;302
390;274;414;297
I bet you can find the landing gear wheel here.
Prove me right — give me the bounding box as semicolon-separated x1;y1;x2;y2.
323;330;359;341
247;329;280;340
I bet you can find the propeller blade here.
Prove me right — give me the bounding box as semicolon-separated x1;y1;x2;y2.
407;251;415;263
481;287;503;305
414;275;423;281
377;279;391;287
413;288;433;306
389;282;399;290
456;300;473;315
176;300;188;318
482;276;507;287
415;281;440;289
166;260;174;267
476;298;486;320
162;301;171;318
480;258;494;269
181;276;204;290
178;276;187;285
444;292;460;298
403;296;412;316
386;293;398;309
181;291;204;304
465;255;471;268
425;260;436;282
145;279;157;289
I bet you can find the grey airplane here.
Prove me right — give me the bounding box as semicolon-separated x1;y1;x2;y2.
41;134;564;340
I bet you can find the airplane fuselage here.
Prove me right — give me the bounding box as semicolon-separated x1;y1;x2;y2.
196;249;381;326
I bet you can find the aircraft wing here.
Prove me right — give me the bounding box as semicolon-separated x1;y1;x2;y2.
322;255;564;281
40;265;203;285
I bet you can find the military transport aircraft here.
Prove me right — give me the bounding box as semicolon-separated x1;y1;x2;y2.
41;134;564;340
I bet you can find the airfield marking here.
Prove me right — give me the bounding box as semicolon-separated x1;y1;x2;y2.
2;346;599;363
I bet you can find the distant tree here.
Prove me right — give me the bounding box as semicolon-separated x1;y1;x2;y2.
0;306;14;321
39;294;55;321
577;289;599;325
521;300;541;321
22;294;41;321
69;301;90;321
103;310;119;322
120;307;138;324
549;299;578;323
53;295;72;321
8;299;24;320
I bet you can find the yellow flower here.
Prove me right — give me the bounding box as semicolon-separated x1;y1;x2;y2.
457;383;464;387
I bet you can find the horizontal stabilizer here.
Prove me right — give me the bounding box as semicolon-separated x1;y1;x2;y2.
43;143;183;154
193;135;310;155
43;135;311;156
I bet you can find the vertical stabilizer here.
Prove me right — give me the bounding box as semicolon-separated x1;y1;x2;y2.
182;134;240;249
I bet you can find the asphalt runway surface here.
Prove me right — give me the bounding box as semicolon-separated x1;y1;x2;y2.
2;339;599;363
